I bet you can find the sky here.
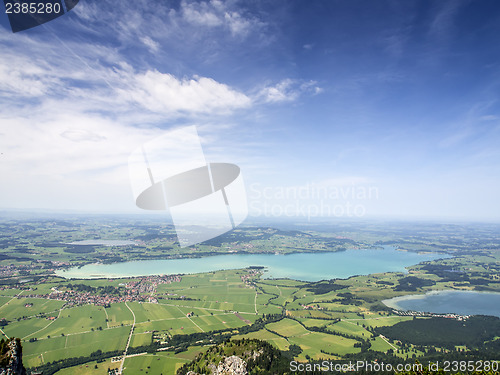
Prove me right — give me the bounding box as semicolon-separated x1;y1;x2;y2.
1;0;500;222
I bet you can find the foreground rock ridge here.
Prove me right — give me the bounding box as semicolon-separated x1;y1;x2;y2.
0;338;26;375
178;339;293;375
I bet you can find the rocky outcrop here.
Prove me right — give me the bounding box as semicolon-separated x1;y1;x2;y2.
185;355;248;375
215;356;247;375
0;338;26;375
178;338;288;375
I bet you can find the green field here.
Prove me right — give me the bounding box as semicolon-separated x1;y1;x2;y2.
104;303;134;327
5;260;493;374
23;326;131;368
0;297;64;321
54;358;119;375
233;328;290;350
1;219;500;374
289;332;359;360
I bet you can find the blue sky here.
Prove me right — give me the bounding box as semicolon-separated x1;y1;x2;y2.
1;0;500;221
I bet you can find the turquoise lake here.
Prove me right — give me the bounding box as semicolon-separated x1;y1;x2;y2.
56;247;446;281
383;290;500;318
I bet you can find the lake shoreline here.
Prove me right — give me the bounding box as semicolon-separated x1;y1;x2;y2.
58;246;449;267
382;289;500;318
55;247;448;282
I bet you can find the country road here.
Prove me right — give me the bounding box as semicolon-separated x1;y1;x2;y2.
119;302;136;374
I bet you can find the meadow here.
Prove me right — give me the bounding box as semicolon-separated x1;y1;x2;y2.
1;219;500;373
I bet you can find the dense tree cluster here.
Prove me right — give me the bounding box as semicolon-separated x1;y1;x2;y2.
304;281;348;294
393;276;435;291
376;316;500;350
65;283;122;294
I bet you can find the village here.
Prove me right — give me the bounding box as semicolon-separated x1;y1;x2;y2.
6;274;182;308
392;309;470;321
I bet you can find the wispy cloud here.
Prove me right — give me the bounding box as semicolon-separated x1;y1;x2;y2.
68;0;268;56
419;0;469;67
428;0;464;42
257;79;322;103
182;1;223;27
180;0;265;37
438;101;500;149
0;4;304;212
0;18;257;211
381;29;410;59
140;36;160;53
0;27;251;118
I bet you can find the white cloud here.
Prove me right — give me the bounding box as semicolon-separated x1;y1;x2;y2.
0;48;62;97
140;36;160;53
0;65;48;97
0;108;169;211
72;1;99;21
65;0;270;69
70;0;267;44
224;11;253;37
258;79;323;103
0;24;254;211
259;79;296;103
0;3;308;212
180;0;264;37
119;70;251;114
0;27;251;118
60;129;107;143
182;2;223;27
314;87;323;95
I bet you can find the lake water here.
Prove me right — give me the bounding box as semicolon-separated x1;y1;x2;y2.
66;240;136;246
56;247;446;281
383;290;500;318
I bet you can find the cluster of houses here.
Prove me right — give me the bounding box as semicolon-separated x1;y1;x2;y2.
15;274;182;307
392;309;470;321
0;260;71;278
240;268;261;285
122;274;182;303
301;304;324;310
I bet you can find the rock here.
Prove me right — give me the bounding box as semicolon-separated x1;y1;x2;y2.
214;355;247;375
0;338;26;375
